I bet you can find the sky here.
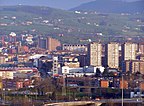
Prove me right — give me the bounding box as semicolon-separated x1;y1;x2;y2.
0;0;140;10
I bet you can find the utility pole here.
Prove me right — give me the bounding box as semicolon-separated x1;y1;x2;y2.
139;74;142;101
62;74;66;96
122;74;124;106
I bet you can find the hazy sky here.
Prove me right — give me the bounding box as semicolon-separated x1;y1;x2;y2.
0;0;140;9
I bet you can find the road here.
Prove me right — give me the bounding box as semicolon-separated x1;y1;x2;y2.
44;99;144;106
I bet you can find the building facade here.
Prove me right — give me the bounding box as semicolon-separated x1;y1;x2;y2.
38;37;47;49
62;44;87;52
0;70;14;79
38;36;61;51
47;37;61;51
106;42;119;68
130;60;144;74
122;60;144;74
122;42;137;61
52;56;59;75
88;42;102;66
138;43;144;54
63;57;80;68
0;54;6;64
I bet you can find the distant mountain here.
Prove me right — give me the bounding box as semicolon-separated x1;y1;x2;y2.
0;0;95;10
70;0;144;13
0;5;75;19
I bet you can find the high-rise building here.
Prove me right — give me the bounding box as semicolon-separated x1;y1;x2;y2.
47;37;61;51
122;60;144;74
122;42;137;61
130;60;144;74
138;43;144;54
138;54;144;61
38;37;47;49
38;36;61;51
106;42;119;68
88;42;102;66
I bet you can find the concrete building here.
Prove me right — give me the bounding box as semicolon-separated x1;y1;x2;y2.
38;37;47;49
106;42;119;68
122;60;131;72
47;37;61;51
88;42;102;66
122;42;137;61
77;55;87;67
130;60;144;74
17;55;29;63
0;54;6;64
138;43;144;54
122;60;144;74
52;56;59;75
0;69;14;79
18;46;29;53
61;66;105;76
38;36;61;51
62;55;80;68
140;82;144;91
62;66;83;76
62;44;87;52
137;54;144;61
64;57;80;68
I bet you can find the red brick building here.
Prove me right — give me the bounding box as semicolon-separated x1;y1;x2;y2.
120;80;128;89
101;80;109;88
38;36;61;51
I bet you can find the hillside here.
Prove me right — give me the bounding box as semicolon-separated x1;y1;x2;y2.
0;5;144;43
0;0;94;10
71;0;144;13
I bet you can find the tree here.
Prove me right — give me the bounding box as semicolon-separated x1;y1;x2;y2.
95;68;101;77
108;71;114;77
102;68;109;77
36;77;62;99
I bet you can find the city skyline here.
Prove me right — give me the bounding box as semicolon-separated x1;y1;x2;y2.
0;0;143;105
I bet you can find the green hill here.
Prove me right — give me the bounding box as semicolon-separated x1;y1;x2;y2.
71;0;144;13
0;5;144;43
